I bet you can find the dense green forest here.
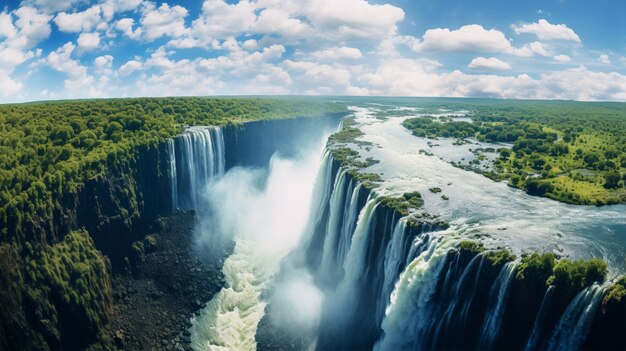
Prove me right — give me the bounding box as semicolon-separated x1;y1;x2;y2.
402;100;626;205
0;97;346;241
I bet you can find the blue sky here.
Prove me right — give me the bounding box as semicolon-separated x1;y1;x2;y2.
0;0;624;102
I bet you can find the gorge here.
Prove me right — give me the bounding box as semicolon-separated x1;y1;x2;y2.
2;97;626;351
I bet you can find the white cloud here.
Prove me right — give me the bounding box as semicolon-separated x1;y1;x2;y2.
138;2;188;41
513;19;581;42
285;60;351;87
0;6;52;96
23;0;88;13
54;5;102;33
242;39;258;50
598;54;611;64
310;46;362;60
118;60;142;76
100;0;144;20
46;42;96;93
359;59;626;101
527;41;549;56
410;25;515;54
77;32;101;51
298;0;405;40
167;0;404;49
115;18;142;39
8;7;52;50
554;55;571;63
468;57;511;70
539;66;626;101
94;55;113;75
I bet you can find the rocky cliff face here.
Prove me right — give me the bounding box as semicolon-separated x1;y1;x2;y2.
0;114;343;351
0;143;170;351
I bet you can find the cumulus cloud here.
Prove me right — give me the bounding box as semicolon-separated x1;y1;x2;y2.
468;57;511;70
118;59;142;76
408;24;540;58
598;54;611;64
115;17;142;39
94;54;113;75
54;5;102;33
23;0;88;13
77;32;101;51
118;2;187;41
554;54;571;63
46;42;96;93
359;58;626;101
1;0;624;102
7;7;52;50
100;0;143;20
0;6;51;96
310;47;363;60
513;19;581;42
409;25;511;53
167;0;404;49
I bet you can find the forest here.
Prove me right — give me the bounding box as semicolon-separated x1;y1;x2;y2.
0;97;346;241
402;99;626;205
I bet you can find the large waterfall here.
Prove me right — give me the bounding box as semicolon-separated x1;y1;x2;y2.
266;151;613;351
162;120;616;351
167;126;225;211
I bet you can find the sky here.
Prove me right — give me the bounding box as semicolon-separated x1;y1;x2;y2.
0;0;625;102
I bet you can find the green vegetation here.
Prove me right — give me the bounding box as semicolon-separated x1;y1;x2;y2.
514;252;607;290
458;243;607;293
402;100;626;205
603;276;626;307
328;117;364;144
378;192;424;216
0;97;346;241
22;230;111;346
328;116;383;189
459;240;485;253
0;96;346;349
515;252;556;282
547;258;608;296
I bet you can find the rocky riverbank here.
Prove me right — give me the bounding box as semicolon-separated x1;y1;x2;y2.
92;212;233;351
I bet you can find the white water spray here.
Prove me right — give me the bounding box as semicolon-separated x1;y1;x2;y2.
190;139;327;351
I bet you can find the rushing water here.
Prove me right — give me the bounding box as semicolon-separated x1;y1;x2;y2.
167;126;225;211
350;105;626;275
166;104;626;350
188;134;329;351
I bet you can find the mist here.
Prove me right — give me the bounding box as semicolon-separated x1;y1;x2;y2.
190;134;330;350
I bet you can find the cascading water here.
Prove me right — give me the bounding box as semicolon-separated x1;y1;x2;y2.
162;108;619;351
268;145;614;351
546;284;606;351
167;126;225;211
478;260;518;350
190;135;329;351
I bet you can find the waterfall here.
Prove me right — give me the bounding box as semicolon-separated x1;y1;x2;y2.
524;285;556;351
374;235;450;351
546;284;606;351
478;260;518;350
329;197;379;325
167;126;225;211
261;146;611;351
377;220;409;323
318;168;349;281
